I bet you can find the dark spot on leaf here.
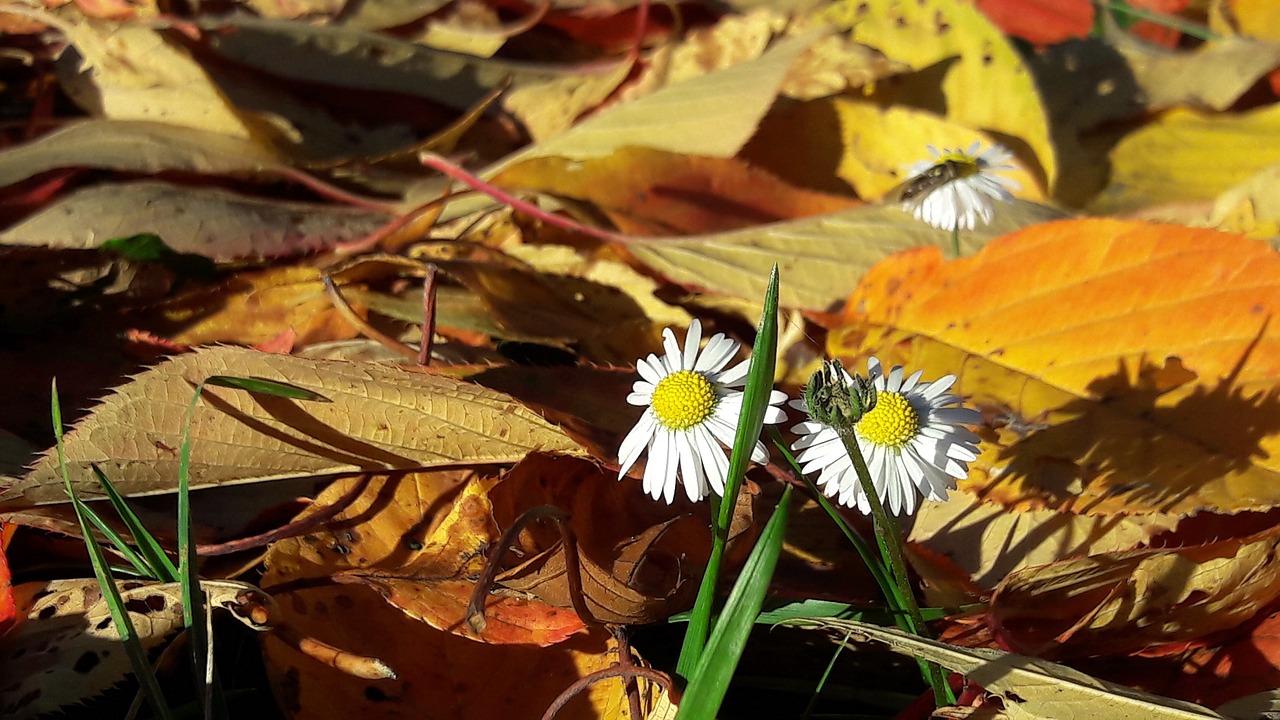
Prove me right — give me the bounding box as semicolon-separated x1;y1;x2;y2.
856;1;868;14
365;686;390;702
73;651;100;674
983;52;994;65
935;11;950;32
335;594;355;610
37;606;57;620
95;617;114;631
124;594;168;614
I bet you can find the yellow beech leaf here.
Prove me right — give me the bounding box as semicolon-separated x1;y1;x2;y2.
830;100;1044;202
828;0;1057;192
1089;104;1280;215
830;219;1280;517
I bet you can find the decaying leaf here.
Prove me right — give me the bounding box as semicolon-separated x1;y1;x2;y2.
909;489;1180;592
988;524;1280;659
831;219;1280;517
0;346;584;507
0;578;270;718
336;479;587;646
787;618;1225;720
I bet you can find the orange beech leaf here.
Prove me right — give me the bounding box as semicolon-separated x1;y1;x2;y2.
831;219;1280;517
987;524;1280;659
267;474;583;646
974;0;1094;44
338;478;585;646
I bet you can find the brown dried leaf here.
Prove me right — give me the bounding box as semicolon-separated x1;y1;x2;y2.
0;346;584;508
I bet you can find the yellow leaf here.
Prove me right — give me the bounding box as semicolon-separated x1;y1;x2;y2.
829;0;1057;191
1089;104;1280;215
831;100;1045;201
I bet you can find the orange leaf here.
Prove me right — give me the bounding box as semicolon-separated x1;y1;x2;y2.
974;0;1094;44
832;219;1280;517
987;524;1280;658
0;524;14;636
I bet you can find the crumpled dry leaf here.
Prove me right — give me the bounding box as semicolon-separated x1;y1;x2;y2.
1110;30;1280;112
909;489;1180;592
0;346;584;507
988;524;1280;660
334;478;586;646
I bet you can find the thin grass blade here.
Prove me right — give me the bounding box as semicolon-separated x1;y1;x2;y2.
53;381;176;720
675;485;793;720
92;464;179;582
205;375;329;401
677;265;781;675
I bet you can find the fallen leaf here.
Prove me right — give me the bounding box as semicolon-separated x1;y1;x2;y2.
0;180;393;261
493;147;860;235
988;525;1280;659
829;100;1045;202
1089;104;1280;215
786;618;1224;720
0;346;584;507
54;18;256;138
0;119;284;190
622;201;1068;311
0;578;269;717
909;489;1180;591
831;219;1280;517
336;478;587;645
1110;31;1280;111
1211;163;1280;237
973;0;1094;44
830;0;1058;191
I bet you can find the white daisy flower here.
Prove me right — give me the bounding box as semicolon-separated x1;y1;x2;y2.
617;319;788;504
791;358;982;516
899;142;1020;232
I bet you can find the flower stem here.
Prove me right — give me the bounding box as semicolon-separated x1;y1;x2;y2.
950;226;961;257
836;429;954;706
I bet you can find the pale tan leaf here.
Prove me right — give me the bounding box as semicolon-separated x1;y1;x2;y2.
909;489;1180;592
494;29;825;169
1110;24;1280;111
0;180;392;261
622;202;1069;311
0;346;584;507
55;19;255;137
0;120;283;189
787;619;1225;720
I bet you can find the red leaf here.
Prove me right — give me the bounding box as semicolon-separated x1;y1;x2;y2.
974;0;1094;44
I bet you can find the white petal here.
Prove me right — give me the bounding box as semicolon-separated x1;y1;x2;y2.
637;356;666;385
682;319;703;370
617;412;657;477
676;433;704;502
714;358;750;386
696;334;738;374
661;327;683;370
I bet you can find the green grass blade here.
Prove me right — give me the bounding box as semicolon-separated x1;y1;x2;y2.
77;496;154;579
204;375;328;401
676;485;792;720
179;382;216;720
91;464;179;582
677;265;781;676
53;381;176;720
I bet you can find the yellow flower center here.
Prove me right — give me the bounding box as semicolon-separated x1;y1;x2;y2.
651;370;717;430
856;391;919;448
